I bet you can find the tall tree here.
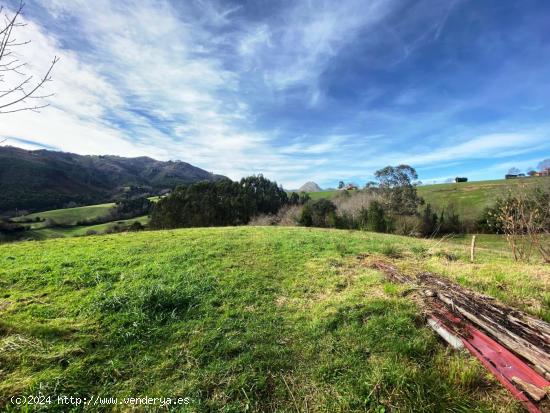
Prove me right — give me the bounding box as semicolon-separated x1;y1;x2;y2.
150;176;288;229
374;164;422;215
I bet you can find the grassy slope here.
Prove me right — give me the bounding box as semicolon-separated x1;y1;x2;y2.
10;198;161;240
29;216;150;240
3;227;548;412
15;203;115;225
417;177;550;220
307;177;550;220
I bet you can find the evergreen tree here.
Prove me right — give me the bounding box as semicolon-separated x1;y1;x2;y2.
366;201;386;232
150;176;288;229
420;203;439;236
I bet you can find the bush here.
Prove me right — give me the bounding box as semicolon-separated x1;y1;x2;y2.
365;201;387;232
248;214;278;226
249;205;303;227
482;187;550;262
299;199;337;228
0;219;26;233
43;218;72;228
420;204;438;237
438;205;463;234
393;215;422;237
333;191;380;229
128;221;145;231
278;205;302;226
114;197;152;218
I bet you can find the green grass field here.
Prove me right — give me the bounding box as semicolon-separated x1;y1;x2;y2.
7;177;548;243
306;177;550;221
26;216;150;240
8;199;162;241
417;177;550;220
14;203;116;226
2;226;548;412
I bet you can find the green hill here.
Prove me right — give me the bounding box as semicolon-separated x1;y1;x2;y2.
0;146;225;215
1;227;547;411
15;203;116;226
417;177;550;220
305;177;550;221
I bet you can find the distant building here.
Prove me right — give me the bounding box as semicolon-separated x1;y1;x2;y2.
505;174;519;179
339;183;358;191
454;177;468;183
533;168;550;177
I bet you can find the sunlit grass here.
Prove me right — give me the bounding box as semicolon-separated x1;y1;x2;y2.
0;227;536;411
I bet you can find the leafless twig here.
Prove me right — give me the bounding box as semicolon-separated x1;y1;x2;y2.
0;1;58;114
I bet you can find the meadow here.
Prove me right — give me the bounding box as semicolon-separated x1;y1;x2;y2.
6;176;548;243
8;197;162;241
27;215;150;240
307;177;550;221
1;226;548;412
14;203;116;226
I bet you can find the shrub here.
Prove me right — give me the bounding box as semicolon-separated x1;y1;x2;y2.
248;214;278;226
128;221;145;231
114;197;153;218
393;215;422;237
438;205;463;234
43;218;72;228
366;201;387;232
299;199;337;228
420;203;438;237
299;203;313;227
0;219;26;233
484;187;550;262
333;191;380;229
277;205;302;226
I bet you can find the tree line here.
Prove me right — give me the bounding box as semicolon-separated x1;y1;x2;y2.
150;175;290;229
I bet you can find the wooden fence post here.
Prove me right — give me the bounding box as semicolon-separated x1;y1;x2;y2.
470;235;476;263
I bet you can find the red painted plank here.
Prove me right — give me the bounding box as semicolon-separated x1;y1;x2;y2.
467;327;549;389
460;335;542;413
430;308;549;413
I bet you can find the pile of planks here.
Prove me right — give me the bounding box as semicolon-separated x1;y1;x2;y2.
370;261;550;412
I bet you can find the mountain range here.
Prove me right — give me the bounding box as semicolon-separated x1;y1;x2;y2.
0;146;225;214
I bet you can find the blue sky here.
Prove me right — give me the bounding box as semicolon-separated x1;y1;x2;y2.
1;0;549;188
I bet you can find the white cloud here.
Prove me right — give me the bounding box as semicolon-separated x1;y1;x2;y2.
238;0;397;96
1;0;548;190
0;0;309;181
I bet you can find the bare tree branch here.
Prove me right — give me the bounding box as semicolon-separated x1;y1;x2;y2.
0;1;58;114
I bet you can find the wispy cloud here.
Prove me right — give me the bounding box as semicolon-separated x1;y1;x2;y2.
1;0;549;189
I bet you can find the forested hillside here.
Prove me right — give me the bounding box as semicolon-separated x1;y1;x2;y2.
0;146;225;214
